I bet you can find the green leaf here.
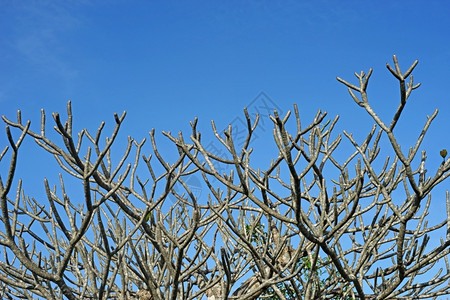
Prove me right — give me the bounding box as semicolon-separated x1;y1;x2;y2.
144;212;151;222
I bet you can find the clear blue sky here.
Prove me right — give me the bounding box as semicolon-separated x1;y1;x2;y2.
1;1;450;298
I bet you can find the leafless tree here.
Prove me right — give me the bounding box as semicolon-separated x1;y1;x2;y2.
1;56;449;299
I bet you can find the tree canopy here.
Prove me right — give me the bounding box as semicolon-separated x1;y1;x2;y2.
1;56;449;299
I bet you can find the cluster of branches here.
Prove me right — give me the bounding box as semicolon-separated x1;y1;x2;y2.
1;56;450;300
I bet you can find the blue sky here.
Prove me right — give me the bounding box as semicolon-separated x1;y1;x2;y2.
1;0;449;198
1;1;449;136
1;1;450;297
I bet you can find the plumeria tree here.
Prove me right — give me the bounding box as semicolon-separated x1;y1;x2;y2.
1;56;449;299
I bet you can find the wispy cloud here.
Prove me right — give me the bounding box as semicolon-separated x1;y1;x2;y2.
11;2;83;79
0;1;89;103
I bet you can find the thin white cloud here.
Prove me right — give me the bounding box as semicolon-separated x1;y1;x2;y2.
6;2;84;80
0;1;89;103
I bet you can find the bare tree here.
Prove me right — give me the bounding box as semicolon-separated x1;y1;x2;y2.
1;56;449;299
